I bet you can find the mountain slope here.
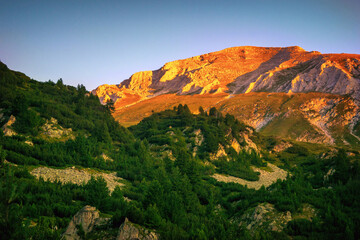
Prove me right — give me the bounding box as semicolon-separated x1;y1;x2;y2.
93;46;360;107
112;92;360;146
2;61;360;239
92;47;360;146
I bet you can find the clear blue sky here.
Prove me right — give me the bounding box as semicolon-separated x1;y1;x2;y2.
1;0;359;90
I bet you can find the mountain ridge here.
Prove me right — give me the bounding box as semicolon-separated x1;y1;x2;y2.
93;46;360;146
1;59;360;239
93;46;360;106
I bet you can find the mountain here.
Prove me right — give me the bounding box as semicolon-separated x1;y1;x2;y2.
1;61;360;239
93;46;360;146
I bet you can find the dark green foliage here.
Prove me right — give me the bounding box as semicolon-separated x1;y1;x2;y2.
130;105;257;178
0;166;28;240
0;61;133;145
286;218;314;236
286;144;309;157
0;146;6;166
84;177;110;211
76;224;86;239
1;62;360;239
13;108;44;135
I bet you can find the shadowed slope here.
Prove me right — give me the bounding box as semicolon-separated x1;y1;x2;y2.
114;92;360;146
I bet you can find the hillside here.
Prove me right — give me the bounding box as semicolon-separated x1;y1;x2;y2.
93;46;360;146
1;62;360;239
112;92;359;146
94;46;360;103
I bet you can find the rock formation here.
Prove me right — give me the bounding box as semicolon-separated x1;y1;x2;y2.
93;46;360;146
62;205;109;240
117;218;158;240
1;115;16;136
94;46;360;106
40;117;74;140
238;202;292;233
237;202;317;234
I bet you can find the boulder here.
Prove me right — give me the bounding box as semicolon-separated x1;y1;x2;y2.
62;205;109;240
238;202;292;233
117;218;158;240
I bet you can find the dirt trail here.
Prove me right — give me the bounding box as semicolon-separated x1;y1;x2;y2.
212;163;288;189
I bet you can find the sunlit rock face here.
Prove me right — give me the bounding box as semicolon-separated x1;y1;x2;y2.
93;46;360;145
94;46;360;108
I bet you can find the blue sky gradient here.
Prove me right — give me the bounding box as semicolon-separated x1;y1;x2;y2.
1;0;359;90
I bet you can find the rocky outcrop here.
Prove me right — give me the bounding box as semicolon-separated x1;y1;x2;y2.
24;140;34;146
40;117;74;140
100;153;114;162
94;46;360;146
192;129;204;157
272;141;292;153
117;218;158;240
231;138;241;153
94;46;360;108
62;209;158;240
210;144;227;160
2;115;16;136
233;53;360;99
299;97;359;144
238;203;292;233
193;129;204;146
237;202;318;234
62;205;109;240
241;131;260;153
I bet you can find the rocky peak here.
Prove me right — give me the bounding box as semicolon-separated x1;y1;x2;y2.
121;71;153;96
93;46;360;146
94;46;360;110
92;84;123;105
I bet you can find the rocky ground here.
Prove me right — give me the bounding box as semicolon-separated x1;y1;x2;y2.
238;202;292;232
212;163;288;190
30;166;124;192
237;202;317;234
40;117;74;140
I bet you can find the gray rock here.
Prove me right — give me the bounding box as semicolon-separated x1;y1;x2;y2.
238;202;292;233
117;218;158;240
62;205;109;240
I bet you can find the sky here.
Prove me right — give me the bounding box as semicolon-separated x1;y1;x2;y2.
0;0;359;90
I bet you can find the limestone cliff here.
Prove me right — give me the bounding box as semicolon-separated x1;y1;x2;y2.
94;46;360;107
93;46;360;146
